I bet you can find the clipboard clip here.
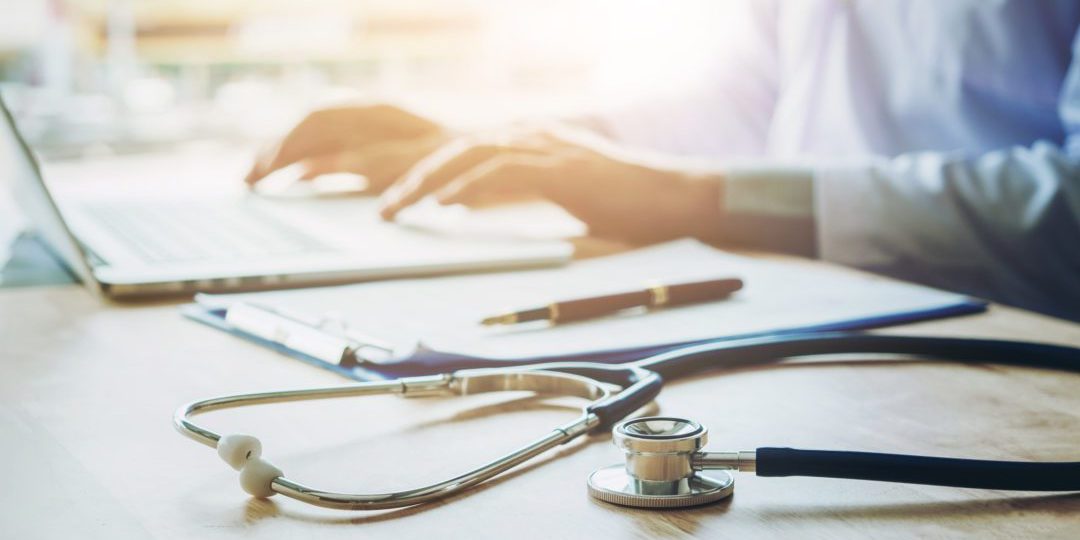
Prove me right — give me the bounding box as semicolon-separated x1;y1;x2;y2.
223;301;401;366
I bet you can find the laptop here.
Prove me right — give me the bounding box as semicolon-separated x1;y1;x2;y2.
1;95;572;298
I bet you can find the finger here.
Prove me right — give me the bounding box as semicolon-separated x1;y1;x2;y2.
298;154;343;180
297;138;435;190
245;122;333;186
379;140;500;219
244;142;283;186
244;107;375;186
434;155;553;206
245;120;323;185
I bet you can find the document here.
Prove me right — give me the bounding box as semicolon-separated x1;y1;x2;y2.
195;240;982;361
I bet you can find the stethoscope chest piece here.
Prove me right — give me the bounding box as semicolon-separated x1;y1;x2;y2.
587;417;735;508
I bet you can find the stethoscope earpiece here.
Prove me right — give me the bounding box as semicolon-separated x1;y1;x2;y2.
217;434;282;498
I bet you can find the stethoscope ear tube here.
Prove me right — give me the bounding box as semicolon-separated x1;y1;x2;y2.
635;332;1080;381
755;447;1080;491
585;369;663;432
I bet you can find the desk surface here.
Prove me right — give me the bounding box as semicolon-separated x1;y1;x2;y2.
2;254;1079;540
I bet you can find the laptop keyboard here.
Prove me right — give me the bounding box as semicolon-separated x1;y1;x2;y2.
83;202;331;263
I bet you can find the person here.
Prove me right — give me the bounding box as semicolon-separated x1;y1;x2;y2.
245;1;1080;322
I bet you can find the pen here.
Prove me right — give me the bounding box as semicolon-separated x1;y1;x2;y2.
480;277;744;326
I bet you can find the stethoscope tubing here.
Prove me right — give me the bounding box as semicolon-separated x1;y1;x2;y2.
755;447;1080;491
631;332;1080;379
531;332;1080;435
565;332;1080;491
176;331;1080;510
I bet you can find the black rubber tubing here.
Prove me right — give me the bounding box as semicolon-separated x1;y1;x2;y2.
546;363;663;432
632;332;1080;380
756;448;1080;491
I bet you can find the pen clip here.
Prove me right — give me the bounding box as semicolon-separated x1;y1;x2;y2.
223;302;398;365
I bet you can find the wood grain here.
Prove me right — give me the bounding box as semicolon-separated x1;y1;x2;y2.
1;255;1079;539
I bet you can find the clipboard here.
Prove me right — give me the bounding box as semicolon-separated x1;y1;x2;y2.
181;240;987;380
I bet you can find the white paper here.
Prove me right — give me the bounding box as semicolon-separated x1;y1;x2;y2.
201;239;977;360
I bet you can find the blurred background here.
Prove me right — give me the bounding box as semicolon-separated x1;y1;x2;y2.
0;0;724;160
0;0;730;281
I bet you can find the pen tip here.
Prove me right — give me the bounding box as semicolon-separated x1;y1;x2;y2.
480;314;516;326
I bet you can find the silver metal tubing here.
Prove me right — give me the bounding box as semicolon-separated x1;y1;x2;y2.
692;451;758;472
174;375;452;448
272;413;600;510
174;369;610;510
446;369;610;401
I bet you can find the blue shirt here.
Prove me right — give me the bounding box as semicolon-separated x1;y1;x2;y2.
600;0;1080;320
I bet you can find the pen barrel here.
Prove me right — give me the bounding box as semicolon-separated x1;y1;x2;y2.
663;278;743;306
555;291;652;323
552;278;743;323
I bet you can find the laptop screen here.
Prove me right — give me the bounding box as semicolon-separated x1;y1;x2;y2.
0;94;100;294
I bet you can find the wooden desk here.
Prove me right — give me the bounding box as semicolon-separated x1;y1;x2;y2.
2;256;1079;539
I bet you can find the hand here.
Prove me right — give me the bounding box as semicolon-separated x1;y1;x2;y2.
244;104;448;192
379;126;724;243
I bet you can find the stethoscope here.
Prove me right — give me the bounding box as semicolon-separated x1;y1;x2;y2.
174;332;1080;510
